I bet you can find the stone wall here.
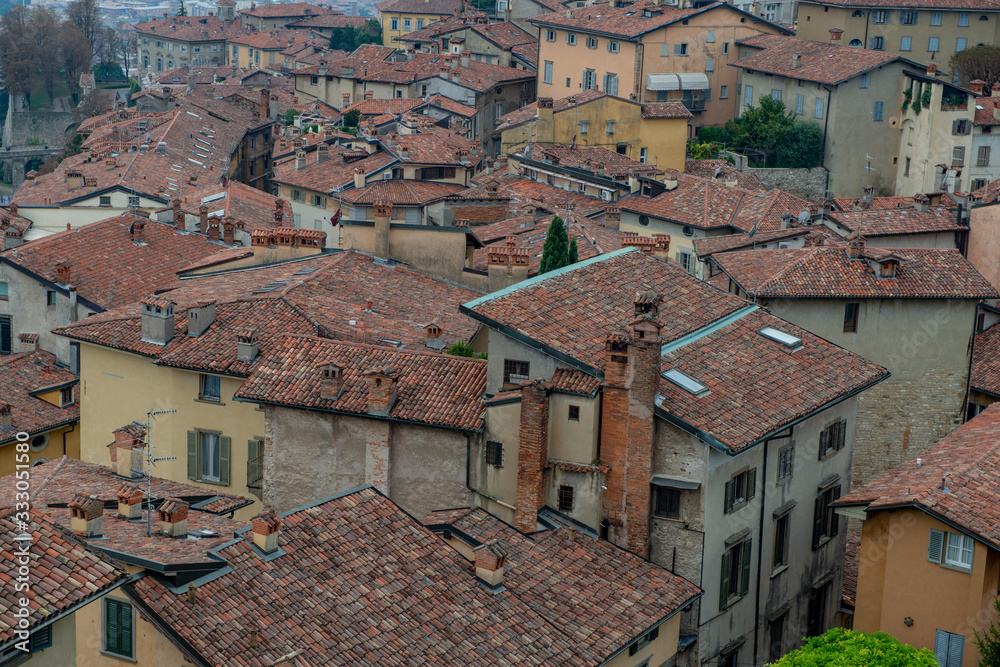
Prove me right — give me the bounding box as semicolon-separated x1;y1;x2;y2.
742;166;829;201
4;109;76;149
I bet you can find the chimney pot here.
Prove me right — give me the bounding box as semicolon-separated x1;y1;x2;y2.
363;368;399;417
473;539;507;591
17;333;38;352
236;329;260;362
116;483;144;519
157;498;189;537
251;509;281;553
69;494;104;537
425;321;444;350
970;79;986;95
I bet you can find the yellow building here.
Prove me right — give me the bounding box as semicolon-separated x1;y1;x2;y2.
529;1;790;133
837;405;1000;667
227;29;314;70
378;0;461;47
495;89;691;170
0;349;80;477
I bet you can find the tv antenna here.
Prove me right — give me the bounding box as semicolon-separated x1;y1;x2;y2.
138;409;178;537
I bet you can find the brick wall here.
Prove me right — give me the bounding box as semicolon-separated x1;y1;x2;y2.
453;203;509;226
515;381;549;532
365;421;391;495
625;320;660;556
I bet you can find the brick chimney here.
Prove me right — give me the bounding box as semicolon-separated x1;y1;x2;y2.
274;199;285;226
847;237;866;259
354;166;366;189
425;321;444;350
140;296;175;346
993;83;1000;98
208;219;220;241
260;88;270;118
317;144;329;163
473;540;507;592
251;509;281;553
363;367;398;417
343;93;351;107
131;219;146;244
187;301;216;337
116;482;144;520
970;79;986;95
223;219;235;245
172;198;184;229
514;380;549;533
199;205;209;233
69;494;104;537
319;362;344;399
364;90;374;100
157;498;189;537
928;63;937;75
362;368;398;494
236;329;259;362
373;200;391;259
108;422;146;476
55;262;71;285
16;332;37;353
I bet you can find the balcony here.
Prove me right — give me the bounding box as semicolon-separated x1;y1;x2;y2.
247;453;263;499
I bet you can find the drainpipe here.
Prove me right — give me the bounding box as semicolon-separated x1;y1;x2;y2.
820;84;833;196
62;421;76;457
862;11;869;51
751;427;789;663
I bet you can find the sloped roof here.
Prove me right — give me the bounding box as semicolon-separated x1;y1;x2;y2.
379;0;462;15
828;206;965;236
339;179;466;205
0;351;79;445
971;323;1000;398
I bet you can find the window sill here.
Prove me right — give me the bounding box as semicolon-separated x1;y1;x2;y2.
813;535;833;550
940;562;973;574
100;651;137;664
770;563;789;579
651;514;683;522
195;478;229;487
195;397;225;406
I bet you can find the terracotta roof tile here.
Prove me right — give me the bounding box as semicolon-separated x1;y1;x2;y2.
461;174;608;216
640;101;694;118
228;29;315;50
693;227;839;258
530;146;663;178
831;195;919;210
829;206;965;236
714;246;998;298
732;34;910;85
135;15;241;42
473;214;622;273
975;95;1000;126
379;0;462;15
274;149;395;194
530;2;706;38
838;403;1000;551
340;179;466;205
241;2;339;17
234;334;486;430
342;97;424;116
682;160;766;191
971;324;1000;397
547;368;602;395
842;532;860;609
0;351;78;445
287;14;371;29
807;0;1000;8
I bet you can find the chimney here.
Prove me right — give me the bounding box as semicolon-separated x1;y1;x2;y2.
187;301;216;337
0;403;10;429
473;540;507;592
55;262;71;285
274;199;285;226
66;171;84;189
69;494;104;538
364;90;374;100
295;150;307;170
847;237;866;259
15;332;37;353
461;54;470;68
514;380;549;533
116;483;144;520
927;64;937;75
223;219;235;246
970;79;986;95
199;205;209;233
131;219;146;244
354;166;367;189
260;88;270;118
791;53;800;70
605;206;621;230
208;219;220;242
319;362;344;400
993;83;1000;98
664;175;678;190
363;367;398;417
343;93;351;107
317;144;329;163
236;329;260;362
862;185;875;206
724;176;739;188
172;198;184;229
912;193;930;212
374;200;391;259
829;27;843;42
157;498;189;537
251;509;281;553
425;321;444;350
140;296;175;346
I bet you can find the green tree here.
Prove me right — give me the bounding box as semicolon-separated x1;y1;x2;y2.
768;629;937;666
975;597;1000;666
950;45;1000;92
539;216;570;274
93;61;126;81
722;95;795;167
568;234;578;263
774;122;824;168
127;77;140;107
329;26;359;50
359;19;382;45
177;0;188;16
445;342;487;359
342;108;360;128
283;108;299;126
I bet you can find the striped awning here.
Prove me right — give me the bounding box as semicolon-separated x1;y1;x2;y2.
646;72;710;91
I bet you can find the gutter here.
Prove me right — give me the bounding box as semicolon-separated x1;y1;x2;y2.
0;257;105;313
596;591;704;666
842;501;996;550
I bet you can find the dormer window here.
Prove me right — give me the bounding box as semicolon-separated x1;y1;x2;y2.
879;259;898;278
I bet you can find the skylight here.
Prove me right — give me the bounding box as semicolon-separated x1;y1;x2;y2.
662;369;710;397
759;326;802;350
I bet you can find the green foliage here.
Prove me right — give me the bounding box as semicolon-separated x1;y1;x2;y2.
568;234;578;263
127;77;140;107
303;124;320;134
921;88;932;107
92;61;125;81
25;137;42;146
975;597;1000;666
176;0;187;16
342;108;361;128
721;96;795;167
328;20;383;51
282;109;299;126
912;98;922;115
950;45;1000;92
774;122;824;168
445;342;487;359
697;125;727;144
942;91;968;107
686;140;721;160
539;216;570;274
768;628;938;666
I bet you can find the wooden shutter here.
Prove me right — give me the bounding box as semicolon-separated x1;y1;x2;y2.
119;601;133;658
724;479;735;513
818;428;829;459
837;420;847;450
935;630;949;665
719;550;732;610
928;529;945;563
219;436;231;486
187;431;197;480
740;537;752;596
106;599;120;654
812;496;823;548
830;486;842;536
746;468;757;501
948;633;964;667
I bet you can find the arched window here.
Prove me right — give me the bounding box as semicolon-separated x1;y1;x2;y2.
849;39;863;47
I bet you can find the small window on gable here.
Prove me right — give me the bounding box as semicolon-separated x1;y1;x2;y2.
568;405;580;421
879;259;898;278
558;484;574;511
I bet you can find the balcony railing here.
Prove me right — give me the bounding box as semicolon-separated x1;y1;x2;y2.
247;454;264;491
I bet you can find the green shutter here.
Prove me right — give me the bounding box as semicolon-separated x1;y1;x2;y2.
928;529;945;563
812;496;824;548
187;431;197;480
830;486;842;536
741;538;752;596
724;479;735;513
818;428;829;459
719;550;732;611
119;601;133;658
219;436;231;486
837;419;848;450
746;468;757;501
106;599;120;654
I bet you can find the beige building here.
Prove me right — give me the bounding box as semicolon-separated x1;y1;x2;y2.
530;2;790;133
135;14;240;83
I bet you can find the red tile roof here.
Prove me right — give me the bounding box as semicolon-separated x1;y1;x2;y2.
838;403;1000;551
379;0;461;15
693;227;839;258
395;12;491;43
971;324;1000;397
178;181;292;231
547;368;603;395
0;351;78;446
682;160;766;191
340;179;466;205
714;246;998;299
287;14;371;29
530;1;704;38
469;20;537;49
473;214;622;274
228;29;315;50
135;15;241;42
421;507;701;657
461;174;609;217
831;195;919;210
732;34;911;85
274;149;395;194
829;206;965;236
342;97;424;115
803;0;1000;8
0;215;224;310
640;101;695;119
241;2;339;17
234;334;486;430
132;486;696;666
527;146;663;179
842;532;860;609
975;95;1000;126
0;507;125;646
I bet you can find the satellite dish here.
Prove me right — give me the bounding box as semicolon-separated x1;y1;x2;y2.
798;210;811;224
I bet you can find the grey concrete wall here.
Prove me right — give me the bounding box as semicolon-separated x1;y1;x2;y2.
5;110;76;148
484;333;572;394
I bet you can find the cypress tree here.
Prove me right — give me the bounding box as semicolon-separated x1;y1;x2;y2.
539;216;569;274
568;234;578;264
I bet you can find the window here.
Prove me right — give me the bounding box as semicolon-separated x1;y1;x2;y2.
812;484;842;548
905;157;911;176
486;440;503;467
28;625;52;653
849;38;862;47
795;94;803;114
604;73;618;95
193;46;202;54
558;484;574;511
959;12;969;25
815;97;824;119
929;528;974;569
628;625;660;656
674;43;688;56
660;43;670;57
773;511;791;568
606;119;616;134
873;100;884;121
587;36;597;49
771;89;781;101
724;468;756;513
60;386;74;407
503;359;529;386
935;630;965;667
167;42;173;51
807;582;829;637
46;291;56;306
720;535;752;608
311;75;318;85
744;84;753;107
973;177;988;191
99;195;112;207
720;647;740;667
156;57;163;72
723;42;729;54
0;281;7;300
291;189;305;202
819;419;847;459
652;487;681;519
199;374;221;402
931;11;942;25
155;40;162;48
777;444;795;482
189;430;229;484
104;598;134;658
953;146;966;167
978;146;992;167
869;35;885;50
583;69;596;90
860;73;869;88
0;315;10;355
957;38;967;52
677;250;694;274
232;44;238;57
900;36;912;51
494;102;505;121
128;195;141;208
566;32;577;45
545;29;556;41
929;36;940;51
720;85;728;98
769;613;786;661
568;405;580;421
417;18;424;29
640;147;648;163
871;9;889;23
390;18;399;30
608;41;620;53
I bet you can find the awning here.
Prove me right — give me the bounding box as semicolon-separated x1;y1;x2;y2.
650;476;700;490
646;73;710;91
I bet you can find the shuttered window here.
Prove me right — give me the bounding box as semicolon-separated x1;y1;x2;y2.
104;598;134;658
777;444;795;482
819;419;847;459
719;536;752;610
188;431;230;485
724;468;756;513
978;146;991;167
812;484;842;548
935;630;964;667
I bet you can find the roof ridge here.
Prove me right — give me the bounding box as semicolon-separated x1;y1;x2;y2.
279;332;488;363
29;455;70;501
912;432;1000;508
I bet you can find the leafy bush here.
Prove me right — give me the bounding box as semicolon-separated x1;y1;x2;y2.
768;628;938;666
775;122;824;168
697;125;727;144
445;342;486;359
282;109;299;126
975;597;1000;666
